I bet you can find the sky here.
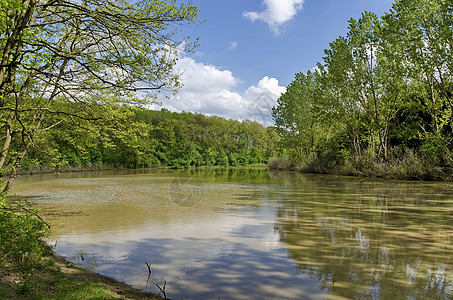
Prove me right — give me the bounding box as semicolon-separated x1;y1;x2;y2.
152;0;395;126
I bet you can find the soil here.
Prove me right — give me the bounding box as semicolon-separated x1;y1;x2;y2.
0;249;163;300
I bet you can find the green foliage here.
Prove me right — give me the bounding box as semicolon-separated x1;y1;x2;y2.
273;0;453;179
16;282;31;295
0;0;201;193
273;70;333;157
23;107;279;170
0;196;49;267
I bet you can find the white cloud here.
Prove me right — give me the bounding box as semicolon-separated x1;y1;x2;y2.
152;56;286;126
243;0;304;34
177;56;239;93
240;77;287;125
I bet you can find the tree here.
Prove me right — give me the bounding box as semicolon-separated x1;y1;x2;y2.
320;11;413;160
272;0;453;177
0;0;200;192
322;12;400;159
273;70;330;158
382;0;453;160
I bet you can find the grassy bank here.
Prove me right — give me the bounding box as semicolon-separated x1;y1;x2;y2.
0;246;162;300
268;147;453;181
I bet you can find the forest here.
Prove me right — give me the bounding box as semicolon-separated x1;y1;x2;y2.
23;106;280;171
272;0;453;180
3;0;451;183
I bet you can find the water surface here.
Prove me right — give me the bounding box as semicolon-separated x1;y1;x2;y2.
14;168;453;299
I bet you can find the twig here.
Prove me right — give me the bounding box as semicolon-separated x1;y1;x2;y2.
145;261;152;273
145;262;151;289
156;281;167;300
10;197;51;229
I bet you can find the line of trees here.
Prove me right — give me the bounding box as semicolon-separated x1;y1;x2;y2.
1;0;200;193
272;0;453;179
22;106;281;170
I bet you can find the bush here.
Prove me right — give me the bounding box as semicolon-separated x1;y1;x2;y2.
0;197;49;268
267;157;292;170
229;153;238;166
289;146;447;180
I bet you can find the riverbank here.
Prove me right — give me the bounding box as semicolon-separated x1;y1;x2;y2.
16;164;115;176
15;163;268;176
268;149;453;181
0;246;163;300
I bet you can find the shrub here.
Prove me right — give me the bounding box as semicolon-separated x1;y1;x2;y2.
0;197;49;267
267;157;292;170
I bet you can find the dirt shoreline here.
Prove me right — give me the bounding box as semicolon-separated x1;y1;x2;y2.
0;248;163;300
48;251;163;299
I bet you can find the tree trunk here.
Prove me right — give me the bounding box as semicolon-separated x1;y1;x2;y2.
2;146;28;194
0;111;15;171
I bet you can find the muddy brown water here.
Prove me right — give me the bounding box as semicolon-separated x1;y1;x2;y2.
14;168;453;299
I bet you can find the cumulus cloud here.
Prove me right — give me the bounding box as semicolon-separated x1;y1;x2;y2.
240;76;287;125
243;0;304;34
152;56;286;126
177;57;239;93
156;56;243;117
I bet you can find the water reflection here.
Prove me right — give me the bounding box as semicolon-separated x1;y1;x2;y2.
272;174;453;299
14;169;453;299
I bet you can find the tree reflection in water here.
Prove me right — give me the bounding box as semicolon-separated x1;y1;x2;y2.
272;174;453;299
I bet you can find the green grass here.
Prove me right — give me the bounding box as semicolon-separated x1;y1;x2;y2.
36;281;117;300
0;250;162;300
0;285;14;298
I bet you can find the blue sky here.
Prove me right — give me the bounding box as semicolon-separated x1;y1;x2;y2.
153;0;395;125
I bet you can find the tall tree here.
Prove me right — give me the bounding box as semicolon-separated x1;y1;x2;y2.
322;12;405;159
273;70;329;158
0;0;200;192
382;0;453;158
272;0;453;177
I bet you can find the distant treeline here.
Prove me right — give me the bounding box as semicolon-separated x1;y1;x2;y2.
272;0;453;180
23;107;280;170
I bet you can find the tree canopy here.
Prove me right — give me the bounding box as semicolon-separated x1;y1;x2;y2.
23;106;280;171
0;0;200;192
272;0;453;179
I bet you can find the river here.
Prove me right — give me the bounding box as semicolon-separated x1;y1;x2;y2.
14;168;453;299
